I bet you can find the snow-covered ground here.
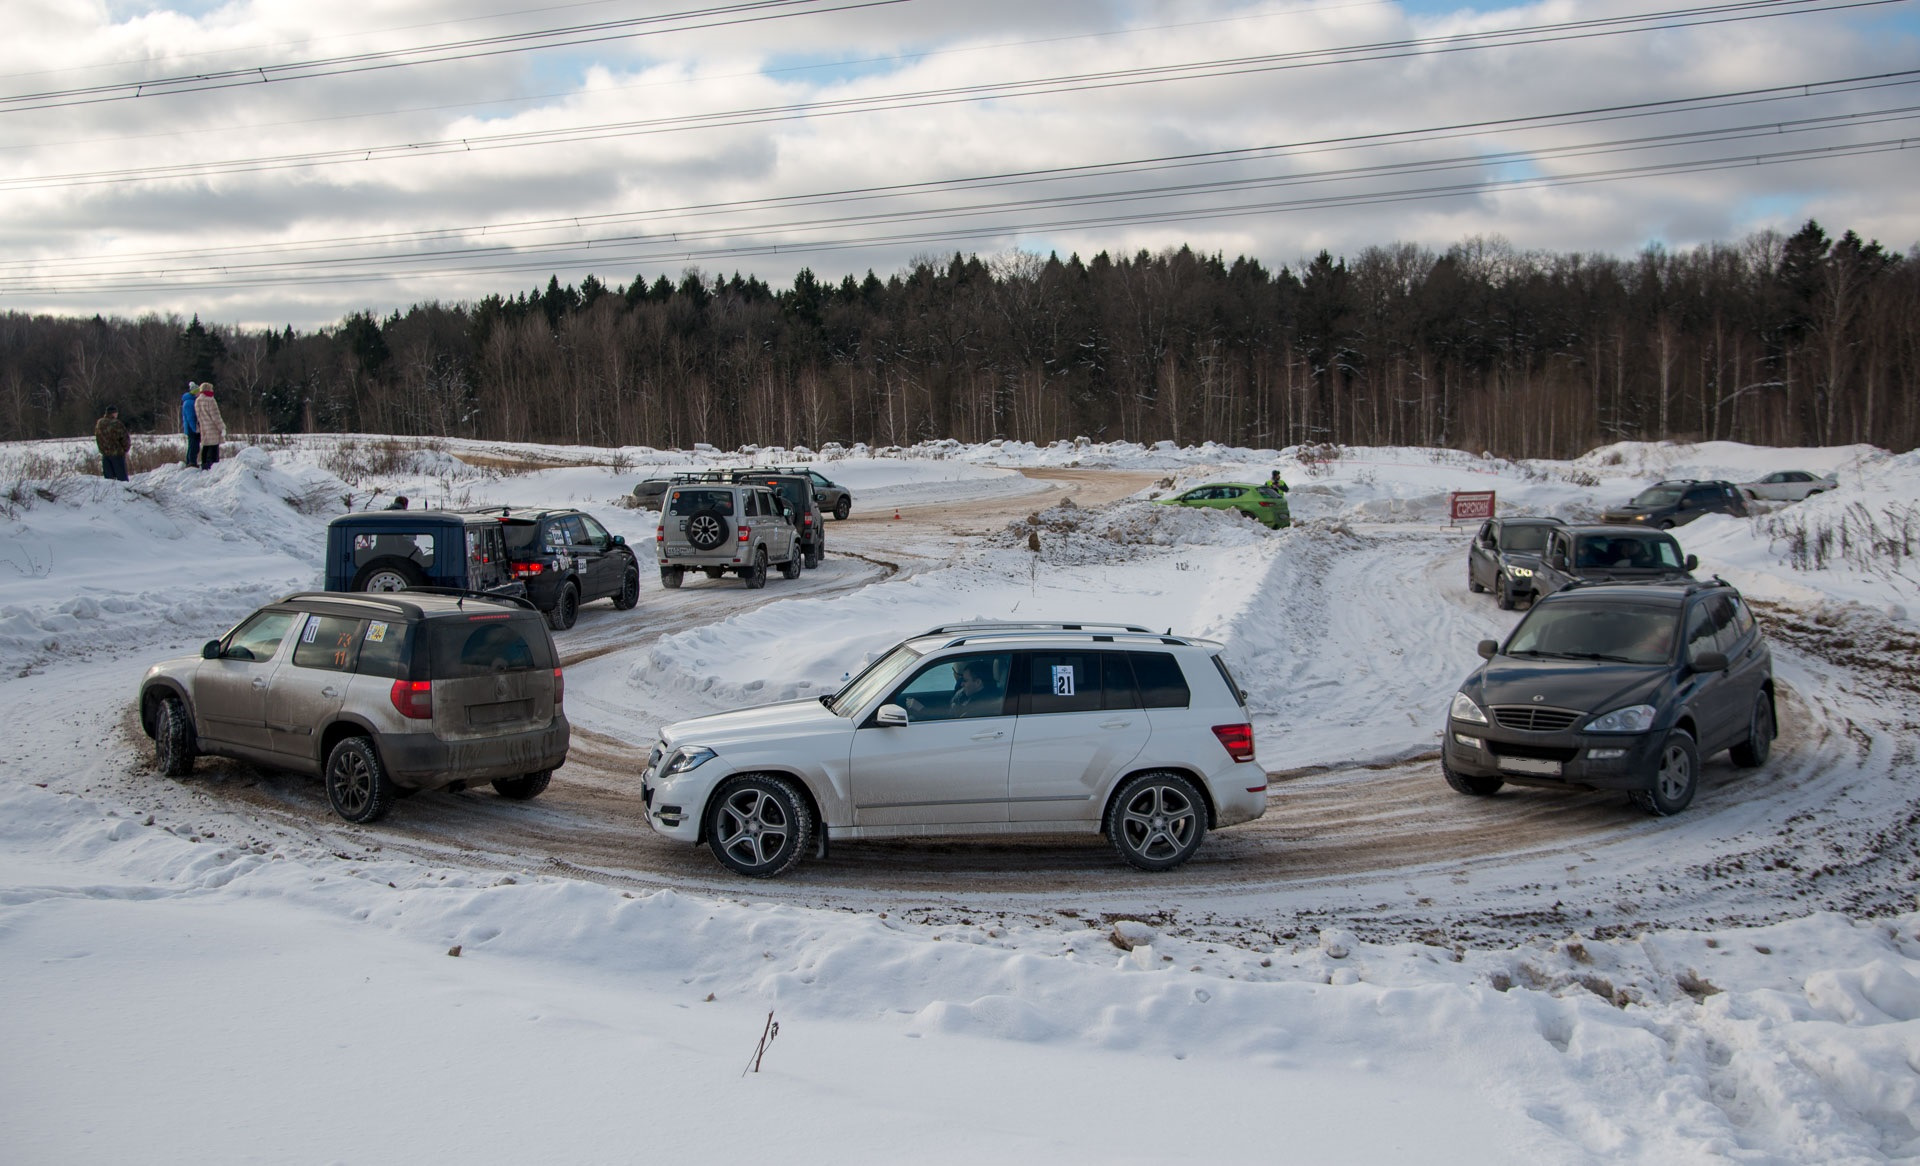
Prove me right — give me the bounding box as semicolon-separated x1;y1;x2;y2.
2;434;1917;1164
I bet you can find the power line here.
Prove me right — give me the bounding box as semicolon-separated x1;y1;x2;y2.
11;69;1914;273
5;116;1909;294
0;0;1899;189
0;0;912;114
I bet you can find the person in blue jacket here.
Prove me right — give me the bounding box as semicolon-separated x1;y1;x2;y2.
181;380;200;467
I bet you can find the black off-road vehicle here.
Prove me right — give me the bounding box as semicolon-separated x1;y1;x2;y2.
1602;480;1748;528
475;506;641;630
1529;525;1697;599
1466;516;1565;609
1442;578;1775;816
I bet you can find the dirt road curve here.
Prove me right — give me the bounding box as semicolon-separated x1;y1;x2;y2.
114;469;1917;946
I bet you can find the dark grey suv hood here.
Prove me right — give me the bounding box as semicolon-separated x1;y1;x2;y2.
1468;655;1669;717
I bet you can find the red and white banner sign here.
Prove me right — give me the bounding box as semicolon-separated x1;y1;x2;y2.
1449;490;1496;523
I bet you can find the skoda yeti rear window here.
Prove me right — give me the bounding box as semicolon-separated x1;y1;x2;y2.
425;615;555;678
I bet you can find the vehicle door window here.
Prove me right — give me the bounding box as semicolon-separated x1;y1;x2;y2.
1648;538;1684;568
894;652;1012;720
355;618;411;679
1479;521;1496;547
291;614;365;672
561;515;596;549
576;515;611;549
1730;595;1756;638
1684;601;1724;666
1683;486;1718;507
352;530;435;571
1128;651;1192;708
1700;595;1743;655
223;610;296;662
1018;652;1107;715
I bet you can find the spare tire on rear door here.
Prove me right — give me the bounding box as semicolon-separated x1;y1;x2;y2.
684;508;730;550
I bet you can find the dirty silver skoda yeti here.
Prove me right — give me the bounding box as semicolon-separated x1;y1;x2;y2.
137;590;568;824
655;481;802;590
640;622;1268;876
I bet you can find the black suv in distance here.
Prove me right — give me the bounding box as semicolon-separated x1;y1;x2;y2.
1529;525;1697;599
766;466;852;520
1441;579;1774;815
1603;480;1748;528
477;507;641;630
137;590;569;824
1467;516;1565;609
730;471;825;568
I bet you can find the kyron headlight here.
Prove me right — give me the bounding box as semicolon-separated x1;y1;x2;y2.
1584;705;1656;733
664;746;717;775
1449;691;1489;725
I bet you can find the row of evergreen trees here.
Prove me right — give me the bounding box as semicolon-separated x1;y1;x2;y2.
2;220;1912;458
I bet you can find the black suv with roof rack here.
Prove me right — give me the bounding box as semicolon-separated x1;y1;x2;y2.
1602;479;1748;528
467;506;640;629
1442;577;1774;816
137;589;569;824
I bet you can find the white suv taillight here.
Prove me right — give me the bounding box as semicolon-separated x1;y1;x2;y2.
1211;722;1254;762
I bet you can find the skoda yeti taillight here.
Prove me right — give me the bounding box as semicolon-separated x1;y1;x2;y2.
1212;723;1255;763
553;668;564;707
390;679;434;720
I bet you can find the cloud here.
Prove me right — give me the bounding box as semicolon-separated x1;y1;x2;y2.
0;0;1913;328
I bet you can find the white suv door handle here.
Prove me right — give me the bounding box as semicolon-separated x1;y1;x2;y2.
251;677;269;690
1101;719;1132;730
970;730;1004;742
321;686;340;698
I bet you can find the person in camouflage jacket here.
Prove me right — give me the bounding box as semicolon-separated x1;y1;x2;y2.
94;405;130;481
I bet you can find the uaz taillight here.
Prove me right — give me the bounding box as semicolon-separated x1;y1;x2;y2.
737;524;751;542
390;679;433;720
1211;723;1255;763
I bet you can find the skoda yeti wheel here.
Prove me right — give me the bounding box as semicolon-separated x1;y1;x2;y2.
154;694;195;777
326;737;394;824
1105;771;1207;871
547;581;579;630
742;547;768;590
706;774;811;877
1632;729;1698;816
492;771;551;800
612;564;640;609
1441;757;1503;796
685;508;730;551
1729;693;1775;768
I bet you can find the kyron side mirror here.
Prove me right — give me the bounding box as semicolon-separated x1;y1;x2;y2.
1477;639;1499;660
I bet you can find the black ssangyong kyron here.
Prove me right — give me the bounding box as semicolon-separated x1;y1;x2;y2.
1441;578;1775;815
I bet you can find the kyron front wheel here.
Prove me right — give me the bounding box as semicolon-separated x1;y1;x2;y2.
1632;729;1698;816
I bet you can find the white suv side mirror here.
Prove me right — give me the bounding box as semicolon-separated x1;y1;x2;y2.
875;703;909;726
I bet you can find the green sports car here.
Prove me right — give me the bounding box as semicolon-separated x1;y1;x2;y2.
1157;482;1291;528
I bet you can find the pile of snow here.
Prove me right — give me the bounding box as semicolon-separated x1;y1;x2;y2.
991;498;1274;564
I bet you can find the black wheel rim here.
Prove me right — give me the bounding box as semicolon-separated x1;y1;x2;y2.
1118;782;1198;861
622;571;638;604
329;749;373;817
1657;743;1692;803
715;787;790;870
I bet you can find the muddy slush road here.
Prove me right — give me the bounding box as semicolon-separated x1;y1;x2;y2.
120;468;1918;948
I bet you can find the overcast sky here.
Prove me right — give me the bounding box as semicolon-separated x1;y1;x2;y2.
2;0;1915;329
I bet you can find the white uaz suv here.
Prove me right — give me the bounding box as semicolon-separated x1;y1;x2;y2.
640;622;1268;876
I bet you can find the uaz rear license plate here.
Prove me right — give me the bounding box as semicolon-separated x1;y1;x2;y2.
1499;756;1562;777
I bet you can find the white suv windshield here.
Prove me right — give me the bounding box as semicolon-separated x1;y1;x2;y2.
829;644;921;716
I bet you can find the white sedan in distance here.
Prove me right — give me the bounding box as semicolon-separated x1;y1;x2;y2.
1739;470;1838;502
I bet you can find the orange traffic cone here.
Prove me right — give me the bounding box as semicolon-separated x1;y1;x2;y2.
893;508;901;520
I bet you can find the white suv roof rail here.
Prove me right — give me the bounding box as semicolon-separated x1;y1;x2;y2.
917;620;1159;636
928;629;1223;650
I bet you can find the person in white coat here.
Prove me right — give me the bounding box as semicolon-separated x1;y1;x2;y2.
193;383;227;469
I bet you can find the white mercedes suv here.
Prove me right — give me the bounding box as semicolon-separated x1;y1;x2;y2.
640;623;1268;876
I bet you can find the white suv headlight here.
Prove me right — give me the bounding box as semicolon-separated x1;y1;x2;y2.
664;746;716;775
1584;705;1655;733
1449;691;1489;725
